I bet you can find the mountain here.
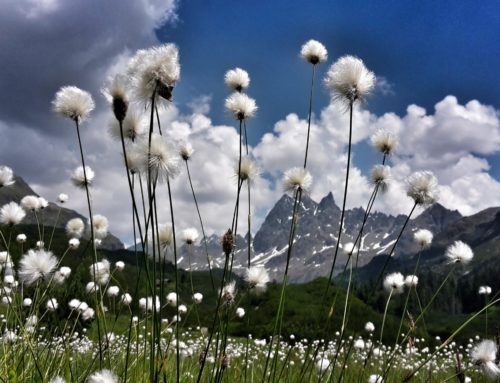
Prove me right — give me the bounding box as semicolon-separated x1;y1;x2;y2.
185;192;463;283
0;176;123;250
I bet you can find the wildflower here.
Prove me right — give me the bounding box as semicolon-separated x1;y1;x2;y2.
46;298;58;311
193;292;203;304
102;74;129;122
49;377;65;383
109;109;146;142
87;369;118;383
0;166;15;187
59;266;71;278
69;238;80;249
245;266;270;292
324;55;375;105
235;307;245;318
479;286;492;295
222;229;234;257
405;275;419;288
86;282;99;294
69;299;82;310
58;193;68;203
106;286;120;298
368;375;384;383
182;228;199;245
365;321;375;333
91;214;109;239
71;166;95;189
225;93;257;120
52;86;95;122
316;358;330;374
371;129;398;156
414;229;433;248
139;296;160;313
343;242;358;255
18;249;58;286
470;340;500;379
445;241;474;264
115;261;125;271
36;240;44;249
82;307;95;321
128;43;180;103
179;141;194;161
125;147;142;174
66;218;85;238
383;272;405;294
406;171;439;206
89;259;110;285
283;167;313;194
4;275;14;285
166;292;178;307
20;195;41;211
371;165;391;192
236;157;259;182
120;293;132;305
221;281;237;305
178;304;187;315
140;134;181;182
0;202;25;225
23;298;32;307
354;338;365;350
224;68;250;92
16;234;27;243
300;40;328;65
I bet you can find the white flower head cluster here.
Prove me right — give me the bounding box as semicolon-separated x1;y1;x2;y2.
413;229;433;248
102;74;129;122
139;134;181;182
52;86;95;122
89;259;111;285
58;193;68;204
87;369;118;383
324;55;375;105
221;281;237;305
283;167;313;195
300;39;328;65
236;157;259;183
245;266;270;294
71;166;95;189
139;296;160;313
18;249;58;286
193;292;203;304
371;165;391;192
383;272;405;295
406;171;439;206
109;109;146;142
225;93;258;120
404;275;419;288
66;218;85;238
371;129;398;156
224;68;250;92
445;240;474;264
91;214;109;239
470;340;500;379
128;43;180;103
182;228;199;245
364;321;375;333
0;166;15;187
478;286;492;295
179;141;194;161
0;202;25;226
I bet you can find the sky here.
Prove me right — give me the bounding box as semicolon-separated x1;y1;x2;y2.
1;0;500;245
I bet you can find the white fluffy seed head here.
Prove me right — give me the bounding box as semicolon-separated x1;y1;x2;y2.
364;321;375;333
115;261;125;271
236;157;259;182
478;286;492;295
20;195;41;211
383;272;405;295
0;202;26;226
316;358;330;374
445;240;474;264
58;193;68;204
371;165;391;192
221;281;237;305
66;218;85;238
470;340;500;379
224;68;250;92
324;55;375;105
182;228;199;245
371;129;398;156
89;259;110;285
166;292;178;307
245;266;270;293
158;224;174;252
179;141;194;161
86;281;99;294
0;166;15;187
46;298;58;311
109;108;146;142
300;40;328;64
18;249;58;286
225;93;258;120
107;286;120;297
283;167;313;194
68;238;80;249
343;242;358;255
413;229;433;248
71;166;95;189
53;86;95;122
235;307;245;318
193;292;203;304
16;233;27;243
368;374;384;383
140;134;181;182
406;171;439;206
91;215;109;239
404;275;419;288
87;369;118;383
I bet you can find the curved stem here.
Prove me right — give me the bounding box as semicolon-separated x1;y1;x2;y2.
303;64;316;169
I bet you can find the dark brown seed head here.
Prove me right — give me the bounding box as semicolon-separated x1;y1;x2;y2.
113;97;128;122
157;81;174;101
222;229;234;257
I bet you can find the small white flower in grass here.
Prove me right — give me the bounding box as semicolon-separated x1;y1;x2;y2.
225;68;250;92
235;307;245;318
405;275;419;288
120;293;132;305
86;282;99;293
445;241;474;264
0;202;25;226
414;229;433;248
58;193;68;204
470;340;500;379
179;141;194;161
300;40;328;65
371;165;391;192
316;358;330;374
26;315;38;327
38;197;48;209
46;298;58;311
140;134;181;182
109;109;146;142
193;292;203;304
69;299;82;310
106;286;120;298
222;281;237;305
128;43;180;103
36;240;44;249
368;375;384;383
115;261;125;271
371;129;398;156
354;339;365;350
464;378;471;383
139;296;160;313
178;304;187;315
66;218;85;238
325;55;375;105
0;166;15;187
236;157;259;183
16;234;27;243
1;296;12;305
225;93;257;120
2;331;17;344
91;215;109;239
283;167;313;194
166;292;178;307
87;369;118;383
71;166;95;189
94;238;102;247
0;252;8;264
23;298;32;307
406;171;439;206
89;259;110;285
245;266;270;293
18;249;58;286
49;377;65;383
182;228;199;245
365;321;375;333
69;238;80;249
53;86;95;122
21;195;41;211
102;74;129;122
479;286;492;295
4;275;14;285
82;307;95;321
383;272;405;294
